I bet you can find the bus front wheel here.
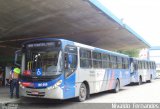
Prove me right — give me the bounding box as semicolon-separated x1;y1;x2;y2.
77;83;87;102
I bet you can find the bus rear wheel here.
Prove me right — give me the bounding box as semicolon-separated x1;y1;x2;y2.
138;76;142;85
113;79;120;93
77;83;87;102
148;75;152;83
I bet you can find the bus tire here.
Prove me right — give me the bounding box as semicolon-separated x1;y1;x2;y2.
113;79;120;93
148;75;152;83
138;76;142;85
77;83;87;102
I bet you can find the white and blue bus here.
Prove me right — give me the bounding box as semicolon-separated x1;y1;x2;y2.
16;38;131;101
130;58;156;85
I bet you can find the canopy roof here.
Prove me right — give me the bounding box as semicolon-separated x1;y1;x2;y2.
0;0;149;51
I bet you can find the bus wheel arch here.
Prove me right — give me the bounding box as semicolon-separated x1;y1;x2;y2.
113;78;120;93
139;75;142;85
83;81;90;99
148;74;152;83
77;81;90;102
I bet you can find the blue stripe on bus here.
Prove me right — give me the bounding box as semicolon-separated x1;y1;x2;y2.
21;75;63;88
63;73;76;99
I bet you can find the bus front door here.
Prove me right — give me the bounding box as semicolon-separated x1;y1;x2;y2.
63;45;77;99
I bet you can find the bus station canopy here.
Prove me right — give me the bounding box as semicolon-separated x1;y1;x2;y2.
0;0;149;51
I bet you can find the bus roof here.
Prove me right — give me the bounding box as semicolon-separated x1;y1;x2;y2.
22;38;129;57
130;57;155;62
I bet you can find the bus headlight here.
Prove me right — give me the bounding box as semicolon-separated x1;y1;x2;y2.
19;82;25;89
47;80;62;90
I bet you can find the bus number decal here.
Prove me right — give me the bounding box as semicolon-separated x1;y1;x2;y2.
38;83;48;87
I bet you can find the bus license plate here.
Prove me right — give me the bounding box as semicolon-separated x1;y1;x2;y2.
31;91;39;95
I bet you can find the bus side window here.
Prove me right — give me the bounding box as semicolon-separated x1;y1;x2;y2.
80;48;92;68
130;62;134;73
110;55;115;69
134;61;138;70
64;45;77;78
122;58;128;69
92;51;102;68
139;61;141;69
102;53;110;68
117;56;122;69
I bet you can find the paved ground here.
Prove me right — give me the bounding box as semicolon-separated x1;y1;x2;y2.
0;78;160;108
0;86;21;104
86;78;160;103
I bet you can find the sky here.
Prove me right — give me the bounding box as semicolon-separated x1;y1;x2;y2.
98;0;160;47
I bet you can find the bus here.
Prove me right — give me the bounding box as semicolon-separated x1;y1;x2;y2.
130;58;156;85
16;38;131;101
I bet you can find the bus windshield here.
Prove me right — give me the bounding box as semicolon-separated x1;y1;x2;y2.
24;45;62;76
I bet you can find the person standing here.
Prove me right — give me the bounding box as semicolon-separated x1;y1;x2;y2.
0;71;3;87
9;66;21;98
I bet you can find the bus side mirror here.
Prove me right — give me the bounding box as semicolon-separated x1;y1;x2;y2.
64;54;73;69
15;50;22;67
68;54;73;64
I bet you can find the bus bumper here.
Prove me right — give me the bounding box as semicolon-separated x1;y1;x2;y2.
19;86;63;99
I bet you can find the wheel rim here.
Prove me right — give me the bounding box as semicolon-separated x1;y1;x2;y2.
79;84;86;101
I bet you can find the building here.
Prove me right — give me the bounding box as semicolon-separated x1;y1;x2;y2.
139;47;160;76
149;47;160;76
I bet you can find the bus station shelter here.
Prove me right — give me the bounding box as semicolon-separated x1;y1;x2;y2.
0;0;149;50
0;0;150;87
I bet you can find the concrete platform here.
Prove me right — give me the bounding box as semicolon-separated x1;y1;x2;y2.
0;87;20;104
